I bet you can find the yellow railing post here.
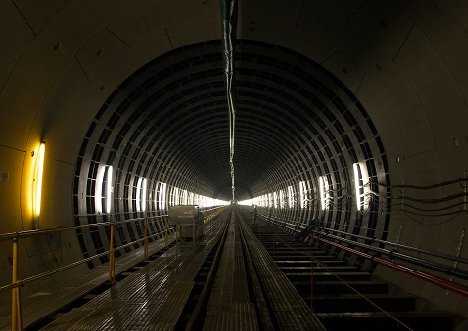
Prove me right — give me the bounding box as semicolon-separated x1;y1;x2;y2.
310;251;314;312
11;234;22;331
164;218;169;248
109;223;116;283
144;219;149;261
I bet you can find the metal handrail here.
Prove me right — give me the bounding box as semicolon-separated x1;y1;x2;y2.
311;230;468;280
19;231;167;288
1;206;230;330
0;214;174;331
0;215;165;241
315;226;468;265
254;210;468;278
0;224;169;294
313;235;468;298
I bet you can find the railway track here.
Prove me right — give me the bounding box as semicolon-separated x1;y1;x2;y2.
245;209;456;331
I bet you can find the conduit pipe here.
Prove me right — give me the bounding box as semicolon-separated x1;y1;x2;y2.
220;0;238;201
313;236;468;298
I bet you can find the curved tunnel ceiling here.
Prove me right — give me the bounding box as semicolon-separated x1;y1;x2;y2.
1;0;467;318
76;40;388;206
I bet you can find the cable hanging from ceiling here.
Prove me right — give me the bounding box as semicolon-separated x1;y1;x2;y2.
220;0;238;201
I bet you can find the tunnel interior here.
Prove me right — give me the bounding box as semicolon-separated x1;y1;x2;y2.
2;0;468;324
74;40;390;269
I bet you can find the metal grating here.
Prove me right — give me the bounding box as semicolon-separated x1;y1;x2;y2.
238;217;326;331
37;213;229;330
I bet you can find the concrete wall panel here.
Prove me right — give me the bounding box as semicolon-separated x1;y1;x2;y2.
0;1;34;92
0;146;24;233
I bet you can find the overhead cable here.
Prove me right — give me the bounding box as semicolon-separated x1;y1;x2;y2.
220;0;238;201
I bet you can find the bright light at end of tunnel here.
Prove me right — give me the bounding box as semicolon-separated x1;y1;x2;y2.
214;199;230;206
238;199;252;205
33;142;45;218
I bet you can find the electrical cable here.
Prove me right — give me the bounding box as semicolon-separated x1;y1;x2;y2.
369;178;468;190
403;210;462;226
220;0;238;201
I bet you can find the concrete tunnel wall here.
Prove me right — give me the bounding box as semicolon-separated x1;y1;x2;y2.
0;0;467;317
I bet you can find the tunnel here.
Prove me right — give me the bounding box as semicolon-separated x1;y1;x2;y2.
0;0;468;330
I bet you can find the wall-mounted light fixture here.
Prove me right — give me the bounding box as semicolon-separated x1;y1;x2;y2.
95;167;105;214
288;185;294;208
353;162;370;211
299;181;307;209
319;176;329;211
136;177;142;212
141;178;147;212
156;182;167;211
95;165;113;215
105;166;113;214
33;142;45;225
353;163;363;210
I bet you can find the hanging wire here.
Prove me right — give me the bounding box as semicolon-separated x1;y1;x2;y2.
220;0;237;201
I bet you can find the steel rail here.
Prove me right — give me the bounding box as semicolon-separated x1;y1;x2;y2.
184;210;231;330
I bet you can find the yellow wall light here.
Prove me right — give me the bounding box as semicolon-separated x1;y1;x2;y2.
33;142;45;219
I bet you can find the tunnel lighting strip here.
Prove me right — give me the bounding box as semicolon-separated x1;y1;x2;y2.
33;142;45;218
95;165;113;215
158;182;167;210
95;167;105;214
319;176;329;210
173;187;179;206
136;177;142;211
105;166;113;214
141;178;147;212
299;181;306;209
288;186;294;208
353;163;363;210
353;162;370;210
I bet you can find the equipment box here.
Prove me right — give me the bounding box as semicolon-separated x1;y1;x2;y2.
168;205;204;243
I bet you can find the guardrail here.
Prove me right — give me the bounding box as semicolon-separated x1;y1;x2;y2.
1;215;170;330
1;205;229;331
248;208;468;301
313;235;468;298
